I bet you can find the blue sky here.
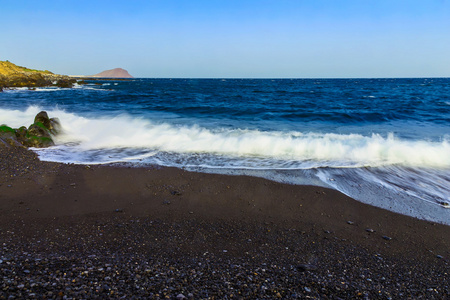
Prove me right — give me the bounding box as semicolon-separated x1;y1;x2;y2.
1;0;449;78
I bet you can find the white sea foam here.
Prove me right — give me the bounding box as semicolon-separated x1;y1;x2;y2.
2;107;449;169
2;106;449;224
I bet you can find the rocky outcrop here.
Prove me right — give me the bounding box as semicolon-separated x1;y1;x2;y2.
0;111;60;148
0;60;77;89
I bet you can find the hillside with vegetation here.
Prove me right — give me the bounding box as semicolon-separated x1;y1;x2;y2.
0;60;75;90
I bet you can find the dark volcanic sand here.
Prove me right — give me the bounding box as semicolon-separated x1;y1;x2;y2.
0;146;448;299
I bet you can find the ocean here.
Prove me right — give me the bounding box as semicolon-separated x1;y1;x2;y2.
1;78;449;225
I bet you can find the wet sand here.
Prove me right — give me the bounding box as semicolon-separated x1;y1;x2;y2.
0;146;449;299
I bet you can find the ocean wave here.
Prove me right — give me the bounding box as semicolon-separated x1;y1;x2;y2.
2;107;448;169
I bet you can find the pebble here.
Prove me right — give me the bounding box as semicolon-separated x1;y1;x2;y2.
366;228;375;233
297;264;317;272
382;236;392;241
347;221;354;225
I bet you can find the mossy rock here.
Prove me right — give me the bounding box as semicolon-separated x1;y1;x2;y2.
25;135;55;148
34;111;61;133
1;111;60;148
34;111;51;128
28;123;51;138
0;125;15;133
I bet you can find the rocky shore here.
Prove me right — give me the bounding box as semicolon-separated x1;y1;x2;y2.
0;145;448;299
0;61;76;90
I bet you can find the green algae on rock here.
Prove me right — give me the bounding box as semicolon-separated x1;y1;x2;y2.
0;111;60;148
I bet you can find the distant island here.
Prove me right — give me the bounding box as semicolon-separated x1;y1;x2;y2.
91;68;134;78
0;60;75;90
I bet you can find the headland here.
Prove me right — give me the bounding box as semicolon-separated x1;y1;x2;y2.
0;61;76;90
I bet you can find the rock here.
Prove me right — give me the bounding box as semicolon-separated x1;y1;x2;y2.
34;111;52;131
439;201;449;208
0;111;60;148
382;236;392;241
0;125;24;147
25;135;55;148
366;228;375;233
296;264;317;272
15;126;28;140
26;111;59;147
28;123;51;138
55;79;76;88
49;118;61;134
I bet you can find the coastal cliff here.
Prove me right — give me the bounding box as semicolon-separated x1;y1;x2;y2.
0;60;76;90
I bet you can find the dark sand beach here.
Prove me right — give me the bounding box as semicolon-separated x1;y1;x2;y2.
0;146;448;299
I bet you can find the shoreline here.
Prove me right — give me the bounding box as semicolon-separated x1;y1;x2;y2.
1;146;449;298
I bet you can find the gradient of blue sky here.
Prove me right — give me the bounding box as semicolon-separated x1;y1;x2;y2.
1;0;449;78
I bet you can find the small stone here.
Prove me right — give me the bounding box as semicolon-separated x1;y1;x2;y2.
304;287;311;292
114;209;123;213
171;190;182;196
436;255;443;259
382;236;392;240
347;221;354;225
177;294;187;299
366;228;375;233
297;264;317;272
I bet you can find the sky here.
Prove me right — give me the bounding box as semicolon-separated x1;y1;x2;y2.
1;0;450;78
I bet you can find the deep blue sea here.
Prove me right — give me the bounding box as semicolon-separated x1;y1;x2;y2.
1;78;449;224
